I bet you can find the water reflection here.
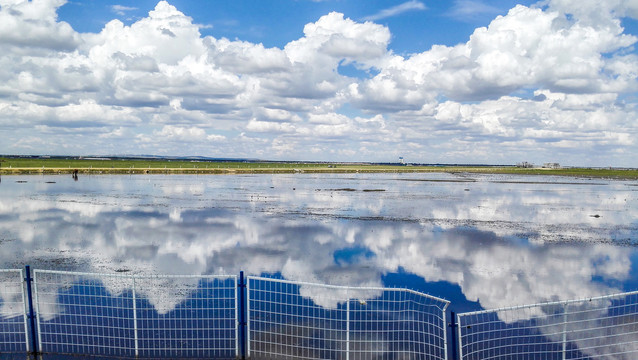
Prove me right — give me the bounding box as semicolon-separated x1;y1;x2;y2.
0;173;636;316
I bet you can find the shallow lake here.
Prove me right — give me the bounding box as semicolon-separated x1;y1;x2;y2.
1;172;637;314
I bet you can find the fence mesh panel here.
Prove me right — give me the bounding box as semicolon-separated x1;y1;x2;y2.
34;270;136;357
134;275;237;358
247;276;449;360
22;268;638;359
33;270;237;358
457;291;638;360
0;269;27;353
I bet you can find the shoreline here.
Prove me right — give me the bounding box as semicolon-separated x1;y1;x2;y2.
1;158;636;179
1;166;637;179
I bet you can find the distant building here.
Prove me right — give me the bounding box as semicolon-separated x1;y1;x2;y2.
399;157;405;165
543;163;561;169
517;161;534;168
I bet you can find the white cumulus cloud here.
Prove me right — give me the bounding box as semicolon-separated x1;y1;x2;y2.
362;1;427;21
0;0;636;165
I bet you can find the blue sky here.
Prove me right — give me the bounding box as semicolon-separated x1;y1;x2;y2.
58;0;532;52
1;0;638;166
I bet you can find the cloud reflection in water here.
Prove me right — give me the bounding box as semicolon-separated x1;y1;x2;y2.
0;173;636;316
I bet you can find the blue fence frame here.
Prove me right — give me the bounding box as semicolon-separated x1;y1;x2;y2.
0;268;28;354
30;269;238;358
2;266;638;359
457;291;638;360
246;276;450;360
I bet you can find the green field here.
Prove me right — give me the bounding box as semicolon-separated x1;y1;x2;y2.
0;157;637;179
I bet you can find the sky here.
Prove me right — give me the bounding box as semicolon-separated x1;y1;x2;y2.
1;0;637;166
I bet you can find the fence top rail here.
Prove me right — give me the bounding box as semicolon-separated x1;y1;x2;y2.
0;269;22;273
33;269;237;281
247;275;450;306
458;289;638;318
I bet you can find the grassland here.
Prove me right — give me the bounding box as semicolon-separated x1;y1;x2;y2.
0;157;637;179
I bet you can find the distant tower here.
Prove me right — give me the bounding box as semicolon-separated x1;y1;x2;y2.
399;157;404;165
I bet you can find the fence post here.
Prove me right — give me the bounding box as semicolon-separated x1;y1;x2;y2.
24;265;39;355
346;299;350;360
132;277;139;357
562;303;569;360
449;311;458;360
238;271;247;359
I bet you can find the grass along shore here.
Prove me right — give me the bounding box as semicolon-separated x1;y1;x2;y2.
0;158;637;179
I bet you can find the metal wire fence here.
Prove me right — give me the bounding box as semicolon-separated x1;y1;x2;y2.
134;274;237;358
457;290;638;360
246;276;450;360
0;269;27;353
4;266;638;360
32;270;237;358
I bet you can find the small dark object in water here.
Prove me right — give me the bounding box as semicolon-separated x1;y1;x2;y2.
590;214;601;218
46;181;56;184
115;268;130;273
16;181;27;183
464;189;470;191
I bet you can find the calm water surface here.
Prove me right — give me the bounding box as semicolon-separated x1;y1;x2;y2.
0;172;637;314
